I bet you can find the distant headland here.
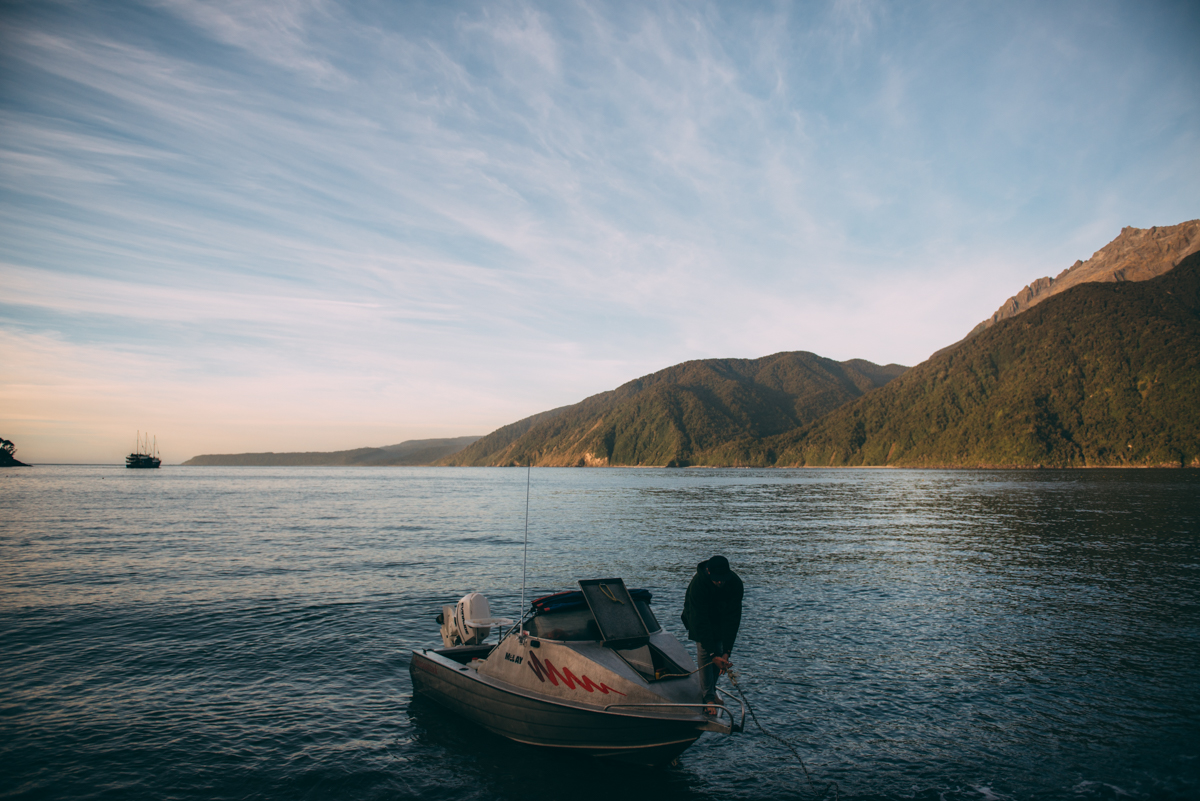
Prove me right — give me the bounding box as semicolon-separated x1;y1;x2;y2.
182;436;482;466
1;437;30;467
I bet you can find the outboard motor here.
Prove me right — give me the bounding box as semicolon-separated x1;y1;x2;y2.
438;592;513;648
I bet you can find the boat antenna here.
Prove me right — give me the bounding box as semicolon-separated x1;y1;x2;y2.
520;461;530;629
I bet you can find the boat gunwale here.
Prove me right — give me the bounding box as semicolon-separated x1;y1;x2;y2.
411;646;716;727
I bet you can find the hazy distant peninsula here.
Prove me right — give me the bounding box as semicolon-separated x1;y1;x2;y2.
182;436;481;466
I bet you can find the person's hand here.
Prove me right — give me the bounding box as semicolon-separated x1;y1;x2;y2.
712;654;732;674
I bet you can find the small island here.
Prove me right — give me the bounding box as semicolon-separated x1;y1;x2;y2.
1;437;30;467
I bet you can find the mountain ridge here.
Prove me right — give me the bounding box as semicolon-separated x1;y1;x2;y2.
763;250;1200;468
969;219;1199;339
439;352;907;467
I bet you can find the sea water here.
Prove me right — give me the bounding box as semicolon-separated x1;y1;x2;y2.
1;466;1197;800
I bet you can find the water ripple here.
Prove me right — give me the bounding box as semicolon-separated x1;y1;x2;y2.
1;466;1197;800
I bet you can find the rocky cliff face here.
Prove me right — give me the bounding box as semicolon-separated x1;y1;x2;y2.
967;219;1200;338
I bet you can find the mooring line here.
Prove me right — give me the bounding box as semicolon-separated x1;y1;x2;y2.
727;670;840;801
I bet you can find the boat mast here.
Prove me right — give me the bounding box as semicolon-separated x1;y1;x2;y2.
520;463;530;628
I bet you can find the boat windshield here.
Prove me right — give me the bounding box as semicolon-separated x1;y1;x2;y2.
526;599;660;641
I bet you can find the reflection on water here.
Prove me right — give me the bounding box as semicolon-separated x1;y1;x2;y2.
1;466;1197;800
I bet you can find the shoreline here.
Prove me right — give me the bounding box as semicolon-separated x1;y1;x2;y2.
25;462;1188;470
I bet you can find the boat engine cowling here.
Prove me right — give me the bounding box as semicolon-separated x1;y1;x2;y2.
439;592;513;647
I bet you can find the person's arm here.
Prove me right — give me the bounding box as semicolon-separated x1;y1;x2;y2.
718;581;744;656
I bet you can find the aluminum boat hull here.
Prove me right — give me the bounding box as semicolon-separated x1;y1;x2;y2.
410;645;717;765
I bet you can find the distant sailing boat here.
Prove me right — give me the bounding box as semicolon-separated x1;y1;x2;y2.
126;431;162;469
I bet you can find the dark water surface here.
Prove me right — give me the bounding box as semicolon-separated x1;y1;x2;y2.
2;467;1198;800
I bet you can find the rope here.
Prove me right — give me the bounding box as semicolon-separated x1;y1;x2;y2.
658;659;840;799
727;670;840;801
653;661;705;680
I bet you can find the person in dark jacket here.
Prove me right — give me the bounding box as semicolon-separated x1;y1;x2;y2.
681;555;744;712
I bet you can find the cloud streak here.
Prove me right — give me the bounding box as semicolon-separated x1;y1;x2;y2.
1;0;1197;461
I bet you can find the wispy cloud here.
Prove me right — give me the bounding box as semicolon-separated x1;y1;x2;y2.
2;0;1197;460
154;0;342;81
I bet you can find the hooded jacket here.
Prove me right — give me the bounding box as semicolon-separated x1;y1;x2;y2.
681;558;744;654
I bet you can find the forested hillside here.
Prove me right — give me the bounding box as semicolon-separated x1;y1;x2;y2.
765;251;1200;467
440;353;906;466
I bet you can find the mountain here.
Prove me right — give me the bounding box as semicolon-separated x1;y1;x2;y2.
439;352;908;467
182;436;481;466
185;223;1197;471
764;250;1200;468
968;220;1200;340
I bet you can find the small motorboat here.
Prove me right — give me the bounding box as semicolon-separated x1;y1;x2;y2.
409;577;744;765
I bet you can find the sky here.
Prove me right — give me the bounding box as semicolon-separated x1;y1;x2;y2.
2;0;1197;464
